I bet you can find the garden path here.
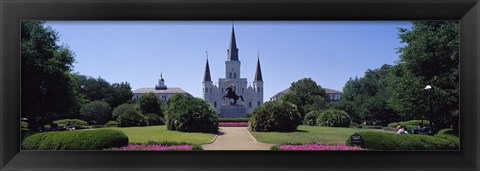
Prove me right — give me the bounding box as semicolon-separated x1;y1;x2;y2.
202;127;274;150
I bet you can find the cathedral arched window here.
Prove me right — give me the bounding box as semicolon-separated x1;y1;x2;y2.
257;101;260;106
249;102;252;108
229;73;232;78
214;101;217;108
234;73;236;78
242;88;244;93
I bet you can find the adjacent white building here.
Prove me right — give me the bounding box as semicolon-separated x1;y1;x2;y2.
132;74;192;102
202;26;264;114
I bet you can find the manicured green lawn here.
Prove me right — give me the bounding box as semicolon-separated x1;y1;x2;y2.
102;126;217;144
250;125;391;145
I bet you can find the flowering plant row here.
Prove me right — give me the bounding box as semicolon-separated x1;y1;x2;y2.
109;144;194;151
218;122;249;127
274;144;365;151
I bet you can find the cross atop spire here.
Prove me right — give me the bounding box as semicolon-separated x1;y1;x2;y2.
227;23;239;61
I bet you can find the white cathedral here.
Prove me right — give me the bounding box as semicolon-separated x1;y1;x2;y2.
202;26;264;117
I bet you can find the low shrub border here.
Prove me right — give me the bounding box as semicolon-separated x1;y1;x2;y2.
345;131;459;150
108;141;203;151
218;122;248;127
22;129;129;150
271;144;365;150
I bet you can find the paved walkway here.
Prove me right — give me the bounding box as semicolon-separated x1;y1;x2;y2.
202;127;274;150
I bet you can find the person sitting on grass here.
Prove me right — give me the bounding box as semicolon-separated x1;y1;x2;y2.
397;126;408;134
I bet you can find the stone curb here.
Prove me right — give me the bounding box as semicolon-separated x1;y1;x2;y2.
245;127;274;147
201;128;222;145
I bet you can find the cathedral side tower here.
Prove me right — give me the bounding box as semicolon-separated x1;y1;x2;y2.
253;56;264;107
202;56;213;101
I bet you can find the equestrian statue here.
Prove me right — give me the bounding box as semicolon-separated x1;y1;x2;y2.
223;84;244;105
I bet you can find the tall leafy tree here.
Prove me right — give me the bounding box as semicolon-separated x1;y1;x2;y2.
109;82;133;108
75;74;132;108
388;21;459;131
137;92;162;117
286;78;328;118
335;65;398;125
21;21;79;126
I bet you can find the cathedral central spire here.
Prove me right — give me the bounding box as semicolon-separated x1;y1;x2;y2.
227;24;239;61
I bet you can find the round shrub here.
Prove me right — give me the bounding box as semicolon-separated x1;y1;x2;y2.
345;131;459;150
317;109;351;127
165;94;218;133
112;103;138;119
80;101;112;124
116;111;148;127
250;100;301;132
303;110;322;126
105;120;118;127
145;113;164;126
53;119;89;129
22;129;129;150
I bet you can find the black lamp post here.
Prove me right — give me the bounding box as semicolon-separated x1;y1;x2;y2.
424;84;434;134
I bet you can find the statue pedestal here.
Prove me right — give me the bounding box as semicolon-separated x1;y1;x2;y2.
219;105;247;118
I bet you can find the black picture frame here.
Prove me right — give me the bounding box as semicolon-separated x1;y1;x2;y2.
1;0;479;170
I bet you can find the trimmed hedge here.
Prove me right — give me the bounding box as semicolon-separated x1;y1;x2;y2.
53;119;89;129
22;129;129;150
218;118;250;122
345;131;459;150
435;128;460;144
105;120;118;127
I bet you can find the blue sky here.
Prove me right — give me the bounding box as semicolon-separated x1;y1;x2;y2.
45;21;412;101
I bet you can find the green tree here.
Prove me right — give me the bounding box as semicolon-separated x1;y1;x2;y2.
389;21;459;131
286;78;328;118
21;21;80;127
290;78;327;107
75;75;132;108
137;92;162;117
80;101;112;124
109;82;133;108
79;76;114;103
112;103;138;119
335;65;398;125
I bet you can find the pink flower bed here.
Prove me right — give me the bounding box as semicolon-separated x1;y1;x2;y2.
110;144;193;151
218;122;249;127
277;144;365;151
